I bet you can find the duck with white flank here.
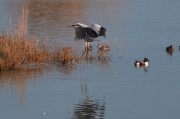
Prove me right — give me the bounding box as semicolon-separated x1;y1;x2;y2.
134;58;150;67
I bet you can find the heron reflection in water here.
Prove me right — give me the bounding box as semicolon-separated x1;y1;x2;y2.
72;83;106;119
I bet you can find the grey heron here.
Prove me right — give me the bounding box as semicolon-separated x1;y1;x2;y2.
71;23;106;49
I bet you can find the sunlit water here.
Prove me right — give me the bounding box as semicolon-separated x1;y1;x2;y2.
0;0;180;119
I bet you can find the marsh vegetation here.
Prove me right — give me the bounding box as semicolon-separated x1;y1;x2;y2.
0;7;110;71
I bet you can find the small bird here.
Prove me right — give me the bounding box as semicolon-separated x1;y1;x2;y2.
97;44;110;51
166;45;174;52
62;57;76;66
134;58;150;67
71;23;106;49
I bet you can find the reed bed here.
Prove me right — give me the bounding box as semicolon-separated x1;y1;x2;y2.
53;47;74;65
0;34;51;70
0;8;51;71
0;7;111;71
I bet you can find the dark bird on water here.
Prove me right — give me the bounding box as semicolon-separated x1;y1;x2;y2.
166;45;174;52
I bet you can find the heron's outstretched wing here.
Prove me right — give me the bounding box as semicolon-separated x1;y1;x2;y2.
83;27;98;38
91;24;106;38
74;26;86;41
99;27;106;38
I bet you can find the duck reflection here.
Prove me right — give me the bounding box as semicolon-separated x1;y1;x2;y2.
134;66;149;72
143;67;148;72
72;83;105;119
166;51;173;56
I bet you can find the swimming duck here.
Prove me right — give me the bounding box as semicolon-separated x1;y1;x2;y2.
62;57;76;66
97;44;110;51
166;45;174;52
134;58;150;67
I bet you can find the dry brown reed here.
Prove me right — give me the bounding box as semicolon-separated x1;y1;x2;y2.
13;7;28;39
53;47;74;65
0;33;53;71
0;7;111;71
0;7;52;71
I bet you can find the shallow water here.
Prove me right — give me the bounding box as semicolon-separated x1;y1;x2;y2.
0;0;180;119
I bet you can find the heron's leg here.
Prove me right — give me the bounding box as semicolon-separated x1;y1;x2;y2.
82;41;88;58
87;42;90;47
85;41;87;49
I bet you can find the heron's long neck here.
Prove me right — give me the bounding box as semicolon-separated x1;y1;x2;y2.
77;23;88;28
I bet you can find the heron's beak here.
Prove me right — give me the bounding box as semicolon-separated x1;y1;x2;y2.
71;24;78;28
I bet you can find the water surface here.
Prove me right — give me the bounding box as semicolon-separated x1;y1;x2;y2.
0;0;180;119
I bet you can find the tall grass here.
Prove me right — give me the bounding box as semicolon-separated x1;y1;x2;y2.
0;33;52;70
0;8;52;70
53;47;74;65
0;7;110;71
